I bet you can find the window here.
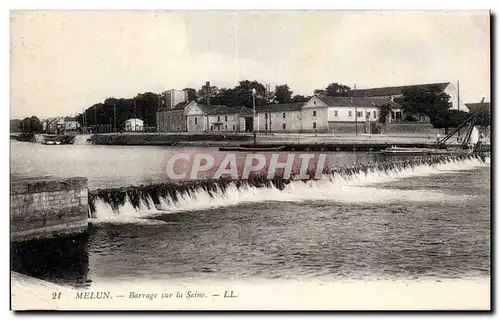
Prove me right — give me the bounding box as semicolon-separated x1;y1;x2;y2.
232;125;235;130
313;122;317;129
265;113;268;119
373;111;377;118
225;125;227;130
366;111;371;118
313;110;317;117
357;111;363;118
348;111;352;117
194;117;198;125
282;123;286;130
282;112;286;119
225;116;228;121
210;126;213;131
334;110;338;117
217;116;220;122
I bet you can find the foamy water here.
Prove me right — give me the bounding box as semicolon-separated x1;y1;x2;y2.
89;156;489;224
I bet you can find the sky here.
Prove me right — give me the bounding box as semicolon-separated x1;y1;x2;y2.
10;10;490;119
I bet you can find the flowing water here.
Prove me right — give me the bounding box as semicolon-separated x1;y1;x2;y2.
10;141;491;287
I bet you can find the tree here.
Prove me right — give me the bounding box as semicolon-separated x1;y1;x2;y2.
197;84;220;104
314;89;326;96
314;83;351;97
325;83;351;96
19;116;43;133
378;104;393;127
475;108;491;127
430;109;470;134
10;119;22;132
399;85;452;120
291;95;311;103
183;88;198;101
274;84;293;103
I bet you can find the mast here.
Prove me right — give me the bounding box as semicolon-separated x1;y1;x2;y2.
457;80;460;138
354;83;358;136
113;100;117;133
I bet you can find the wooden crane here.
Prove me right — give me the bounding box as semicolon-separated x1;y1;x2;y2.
435;97;485;151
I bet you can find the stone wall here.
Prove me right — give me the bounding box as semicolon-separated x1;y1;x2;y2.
10;177;88;242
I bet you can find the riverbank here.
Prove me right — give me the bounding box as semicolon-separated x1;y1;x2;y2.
84;132;490;152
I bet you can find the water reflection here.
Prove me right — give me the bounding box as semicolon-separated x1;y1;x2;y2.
11;232;91;288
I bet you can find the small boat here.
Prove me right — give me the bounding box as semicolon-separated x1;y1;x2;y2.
40;134;76;145
219;146;286;152
380;146;439;155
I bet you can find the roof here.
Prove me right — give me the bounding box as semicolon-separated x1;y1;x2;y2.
255;102;304;113
198;104;253;115
64;116;77;121
316;96;401;109
171;101;191;110
125;118;144;123
465;102;490;113
347;82;450;97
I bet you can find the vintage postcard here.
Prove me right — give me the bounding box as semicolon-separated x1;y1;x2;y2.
10;10;491;311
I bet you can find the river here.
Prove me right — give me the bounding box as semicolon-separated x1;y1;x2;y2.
10;141;491;287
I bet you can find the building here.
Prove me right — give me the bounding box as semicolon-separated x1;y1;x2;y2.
164;89;189;109
125;118;144;132
185;102;253;132
63;116;80;132
348;82;468;112
157;101;191;132
301;96;402;132
255;102;304;132
156;89;190;132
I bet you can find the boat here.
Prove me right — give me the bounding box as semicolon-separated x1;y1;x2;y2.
219;146;286;152
40;134;76;145
380;146;446;155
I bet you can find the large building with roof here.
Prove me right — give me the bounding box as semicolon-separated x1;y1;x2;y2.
347;82;468;112
255;102;304;132
185;102;253;132
302;96;402;133
156;89;190;132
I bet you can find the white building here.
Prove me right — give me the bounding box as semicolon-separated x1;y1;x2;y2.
301;96;402;132
125;118;144;132
63;116;80;131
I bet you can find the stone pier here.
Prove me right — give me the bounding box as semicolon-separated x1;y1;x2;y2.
10;177;89;242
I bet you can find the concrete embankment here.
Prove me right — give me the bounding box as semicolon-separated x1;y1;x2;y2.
10;177;89;242
86;133;251;146
83;133;491;152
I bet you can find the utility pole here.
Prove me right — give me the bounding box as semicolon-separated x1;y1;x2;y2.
113;99;117;133
457;80;461;138
252;88;256;145
354;83;358;136
94;105;97;133
267;84;272;134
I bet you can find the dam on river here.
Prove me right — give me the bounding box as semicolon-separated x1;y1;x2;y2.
88;153;489;220
10;140;491;289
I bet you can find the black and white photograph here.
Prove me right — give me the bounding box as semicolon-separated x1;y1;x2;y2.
9;9;491;310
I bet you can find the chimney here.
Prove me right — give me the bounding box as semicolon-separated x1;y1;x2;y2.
206;81;211;106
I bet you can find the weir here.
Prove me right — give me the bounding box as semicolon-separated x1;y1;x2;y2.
88;153;489;218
